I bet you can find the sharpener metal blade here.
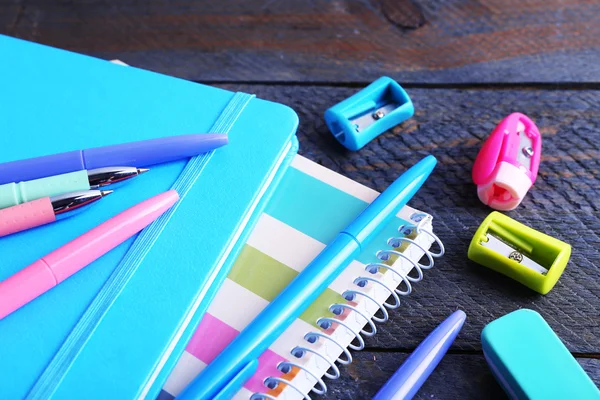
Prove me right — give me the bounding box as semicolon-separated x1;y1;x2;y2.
350;103;398;132
516;121;534;170
481;234;548;274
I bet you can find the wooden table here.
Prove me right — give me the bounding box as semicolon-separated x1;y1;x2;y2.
3;1;598;398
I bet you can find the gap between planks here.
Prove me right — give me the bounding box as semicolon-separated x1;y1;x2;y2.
363;348;600;359
192;80;600;91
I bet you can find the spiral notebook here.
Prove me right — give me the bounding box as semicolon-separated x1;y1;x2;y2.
157;155;442;400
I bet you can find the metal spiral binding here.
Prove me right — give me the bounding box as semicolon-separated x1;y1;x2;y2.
252;212;445;399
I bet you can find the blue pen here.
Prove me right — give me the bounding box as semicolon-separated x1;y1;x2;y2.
176;155;438;400
373;310;467;400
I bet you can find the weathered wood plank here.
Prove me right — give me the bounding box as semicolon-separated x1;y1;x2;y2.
218;84;600;354
328;352;600;399
1;0;599;84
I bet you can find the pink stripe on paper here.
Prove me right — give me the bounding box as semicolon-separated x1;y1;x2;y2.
186;313;287;393
246;350;287;393
186;313;238;364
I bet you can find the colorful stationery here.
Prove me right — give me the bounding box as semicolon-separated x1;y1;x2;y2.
0;190;178;319
0;166;147;209
0;35;298;399
468;212;571;294
373;310;466;400
482;309;599;399
178;155;437;400
158;155;444;400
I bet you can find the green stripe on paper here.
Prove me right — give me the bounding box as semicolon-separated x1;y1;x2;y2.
300;289;343;329
265;167;412;266
228;245;298;302
228;244;345;328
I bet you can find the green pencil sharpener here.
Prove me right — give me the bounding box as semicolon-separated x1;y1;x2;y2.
468;212;571;294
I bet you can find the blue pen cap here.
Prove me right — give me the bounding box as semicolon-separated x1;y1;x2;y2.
324;77;414;151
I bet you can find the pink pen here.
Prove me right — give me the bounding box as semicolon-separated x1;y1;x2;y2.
0;189;179;320
0;190;113;237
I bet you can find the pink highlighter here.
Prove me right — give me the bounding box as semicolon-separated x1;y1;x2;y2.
0;189;179;320
472;113;542;211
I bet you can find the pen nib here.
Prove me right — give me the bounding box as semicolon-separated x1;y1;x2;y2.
100;190;114;197
137;168;150;175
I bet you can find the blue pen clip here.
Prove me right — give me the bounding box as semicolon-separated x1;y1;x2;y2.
324;76;414;151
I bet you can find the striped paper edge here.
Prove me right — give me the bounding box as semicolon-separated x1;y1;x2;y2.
160;155;434;399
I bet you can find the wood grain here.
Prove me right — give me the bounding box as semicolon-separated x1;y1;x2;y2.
1;0;599;83
329;352;600;399
218;84;600;355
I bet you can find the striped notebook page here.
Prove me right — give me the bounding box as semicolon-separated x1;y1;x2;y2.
159;155;436;400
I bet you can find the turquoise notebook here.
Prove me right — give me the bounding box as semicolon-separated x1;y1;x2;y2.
0;35;298;399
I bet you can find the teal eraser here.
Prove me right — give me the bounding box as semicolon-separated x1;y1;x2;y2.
481;309;599;399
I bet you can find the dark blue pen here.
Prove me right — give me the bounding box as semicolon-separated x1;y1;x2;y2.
373;310;467;400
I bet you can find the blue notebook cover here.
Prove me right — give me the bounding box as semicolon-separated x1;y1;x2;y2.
0;35;298;399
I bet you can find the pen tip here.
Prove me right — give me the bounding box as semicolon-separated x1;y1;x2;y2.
100;190;114;197
137;168;150;175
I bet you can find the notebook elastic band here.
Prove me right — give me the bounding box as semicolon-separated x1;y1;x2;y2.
28;92;255;400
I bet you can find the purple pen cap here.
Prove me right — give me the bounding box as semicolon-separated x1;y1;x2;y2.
83;133;229;169
0;134;228;185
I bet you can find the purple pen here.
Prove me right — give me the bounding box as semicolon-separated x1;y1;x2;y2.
373;310;467;400
0;134;228;185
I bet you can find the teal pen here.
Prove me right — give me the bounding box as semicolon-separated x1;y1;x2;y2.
176;155;438;400
0;167;147;209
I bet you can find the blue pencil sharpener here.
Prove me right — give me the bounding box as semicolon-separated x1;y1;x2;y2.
324;76;414;151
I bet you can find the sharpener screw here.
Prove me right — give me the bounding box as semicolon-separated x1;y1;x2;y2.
373;110;385;120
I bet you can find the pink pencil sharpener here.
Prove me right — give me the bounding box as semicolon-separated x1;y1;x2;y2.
472;113;542;211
